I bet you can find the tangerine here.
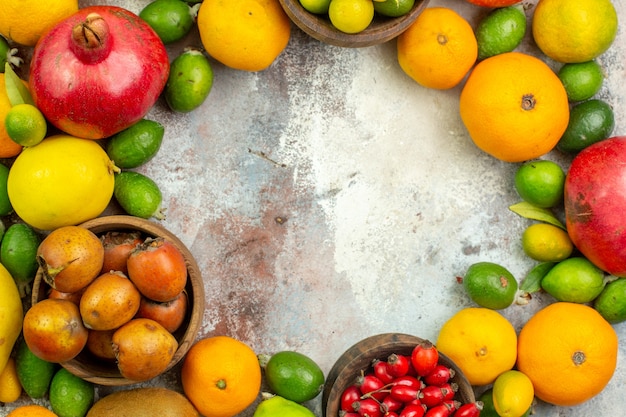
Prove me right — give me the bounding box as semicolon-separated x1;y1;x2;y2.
459;52;569;162
6;405;58;417
181;335;262;417
397;7;477;90
516;302;618;406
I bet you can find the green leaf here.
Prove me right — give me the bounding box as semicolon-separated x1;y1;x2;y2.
520;262;556;293
4;62;34;106
509;201;566;230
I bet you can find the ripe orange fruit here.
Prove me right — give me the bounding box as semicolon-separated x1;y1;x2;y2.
197;0;291;72
459;52;569;162
181;335;262;417
436;307;517;386
397;7;477;90
517;302;618;406
7;405;58;417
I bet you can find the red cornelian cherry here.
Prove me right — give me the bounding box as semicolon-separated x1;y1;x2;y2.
387;353;411;377
419;385;446;408
357;373;386;401
354;398;383;417
341;385;361;411
452;402;483;417
424;364;455;386
399;403;426;417
373;359;396;384
411;341;439;377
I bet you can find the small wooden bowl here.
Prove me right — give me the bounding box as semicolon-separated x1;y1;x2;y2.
279;0;430;48
31;215;205;386
322;333;475;417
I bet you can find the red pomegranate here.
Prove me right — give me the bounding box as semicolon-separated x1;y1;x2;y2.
29;6;169;139
564;136;626;277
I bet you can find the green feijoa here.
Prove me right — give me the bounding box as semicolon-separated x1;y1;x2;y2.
139;0;196;44
462;261;518;310
557;99;615;154
594;278;626;324
165;48;213;113
1;222;41;297
15;339;58;399
0;163;13;216
476;5;527;61
106;119;164;169
263;351;325;403
114;171;165;220
49;368;95;417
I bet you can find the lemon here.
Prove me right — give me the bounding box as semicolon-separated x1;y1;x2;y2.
253;395;315;417
49;368;94;417
0;358;22;403
476;4;527;61
492;370;534;417
479;388;531;417
7;135;118;231
328;0;374;34
4;103;47;147
263;351;325;403
139;0;196;44
541;257;606;303
0;0;79;47
462;262;518;310
594;278;626;324
532;0;618;63
373;0;415;18
521;223;573;263
299;0;332;14
558;61;604;102
514;160;565;209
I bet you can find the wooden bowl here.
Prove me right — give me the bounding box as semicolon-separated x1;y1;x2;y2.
278;0;431;48
322;333;475;417
31;215;205;386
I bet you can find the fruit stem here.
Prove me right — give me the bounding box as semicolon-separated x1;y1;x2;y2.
71;13;112;64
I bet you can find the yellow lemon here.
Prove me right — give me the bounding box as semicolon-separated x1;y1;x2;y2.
521;223;573;262
328;0;375;34
0;0;78;47
7;135;118;230
197;0;291;72
492;370;535;417
532;0;618;63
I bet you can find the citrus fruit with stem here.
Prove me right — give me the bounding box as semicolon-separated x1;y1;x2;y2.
0;0;78;46
475;4;526;61
492;370;534;417
6;405;58;417
558;60;604;102
462;262;518;310
514;160;565;208
182;335;262;417
197;0;291;71
397;7;477;90
4;103;47;147
540;256;605;303
459;52;569;162
521;223;573;263
517;302;618;406
594;278;626;324
556;98;615;154
7;135;118;230
299;0;332;14
532;0;618;63
0;74;25;158
373;0;415;18
328;0;375;34
436;307;517;386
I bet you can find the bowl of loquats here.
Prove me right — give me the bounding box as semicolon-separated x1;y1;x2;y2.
322;333;476;417
31;215;205;386
279;0;431;48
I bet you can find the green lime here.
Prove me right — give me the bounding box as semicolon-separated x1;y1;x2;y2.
373;0;415;18
0;163;13;216
514;160;565;208
4;103;47;147
593;278;626;324
521;223;573;263
557;99;615;154
476;5;527;61
139;0;196;44
253;395;315;417
0;222;40;297
165;48;214;113
49;368;94;417
114;171;165;220
106;119;164;169
328;0;374;34
462;261;518;310
263;351;325;403
299;0;332;14
558;60;604;102
15;339;57;399
541;257;606;303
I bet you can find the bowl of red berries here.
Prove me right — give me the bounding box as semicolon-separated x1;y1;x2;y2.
322;333;479;417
